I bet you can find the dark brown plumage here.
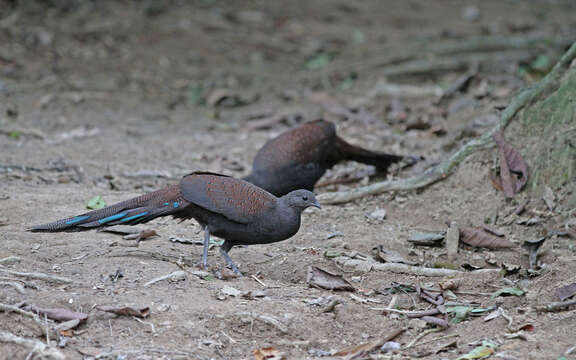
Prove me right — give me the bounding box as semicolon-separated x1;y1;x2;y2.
29;172;320;274
244;119;411;196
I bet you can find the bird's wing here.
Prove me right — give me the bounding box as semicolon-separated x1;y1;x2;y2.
252;120;337;172
179;172;277;224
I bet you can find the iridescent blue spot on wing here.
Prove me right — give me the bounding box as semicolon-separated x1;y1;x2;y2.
173;202;179;208
65;215;90;225
164;202;170;206
120;212;148;222
98;212;128;224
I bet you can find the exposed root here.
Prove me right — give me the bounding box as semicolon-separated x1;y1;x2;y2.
318;40;576;204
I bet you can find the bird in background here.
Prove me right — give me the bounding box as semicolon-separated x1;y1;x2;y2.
243;119;416;196
29;172;321;274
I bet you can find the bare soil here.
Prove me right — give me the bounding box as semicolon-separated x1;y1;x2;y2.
1;1;575;359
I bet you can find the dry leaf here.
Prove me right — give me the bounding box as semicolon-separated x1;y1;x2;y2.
491;131;529;198
460;227;515;248
555;282;576;301
333;328;405;357
23;305;88;322
253;347;286;360
96;305;150;318
371;245;417;265
306;266;355;291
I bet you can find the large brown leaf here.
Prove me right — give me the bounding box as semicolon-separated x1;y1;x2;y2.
491;131;529;198
306;266;355;291
460;227;515;248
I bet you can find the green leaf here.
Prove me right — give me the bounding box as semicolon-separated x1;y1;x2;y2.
9;130;21;139
456;340;497;360
86;195;106;210
305;53;331;70
446;305;471;323
490;287;525;299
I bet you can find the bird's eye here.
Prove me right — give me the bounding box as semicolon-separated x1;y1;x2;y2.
302;196;308;201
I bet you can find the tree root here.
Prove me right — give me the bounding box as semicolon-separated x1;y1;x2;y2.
0;332;65;360
0;268;72;284
318;40;576;205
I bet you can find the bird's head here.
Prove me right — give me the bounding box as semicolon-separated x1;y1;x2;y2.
283;189;321;210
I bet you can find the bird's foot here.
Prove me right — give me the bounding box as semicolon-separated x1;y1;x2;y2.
219;247;243;276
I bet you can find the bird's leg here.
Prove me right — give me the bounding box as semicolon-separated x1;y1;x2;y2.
220;241;242;275
202;226;210;269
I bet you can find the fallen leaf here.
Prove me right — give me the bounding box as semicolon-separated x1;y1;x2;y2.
253;347;286;360
371;245;417;265
367;208;387;221
408;231;445;246
22;305;88;322
87;195;106;210
54;319;82;331
333;328;405;357
99;225;141;235
123;229;158;242
555;283;576;301
446;306;471;323
96;305;150;318
456;340;497;360
522;237;546;269
221;286;241;297
490;287;525;299
306;266;355;291
460;227;515;248
491;131;529;198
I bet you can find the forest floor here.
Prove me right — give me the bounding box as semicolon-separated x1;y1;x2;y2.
0;1;575;359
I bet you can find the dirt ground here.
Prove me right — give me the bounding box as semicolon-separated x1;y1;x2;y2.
1;1;575;359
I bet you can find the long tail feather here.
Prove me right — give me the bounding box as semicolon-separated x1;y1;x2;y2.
28;185;184;232
335;137;406;171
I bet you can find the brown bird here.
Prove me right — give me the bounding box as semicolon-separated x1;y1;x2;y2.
29;172;320;274
244;119;412;196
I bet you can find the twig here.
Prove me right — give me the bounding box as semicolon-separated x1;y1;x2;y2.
109;249;195;268
406;333;459;349
318;40;576;204
143;271;187;287
0;256;21;265
0;268;72;284
371;307;440;318
0;331;65;360
0;281;26;294
405;328;443;349
133;317;156;333
236;312;288;334
251;275;267;287
535;299;576;312
0;302;47;334
366;260;500;277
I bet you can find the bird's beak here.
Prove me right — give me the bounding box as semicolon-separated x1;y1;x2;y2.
311;201;321;209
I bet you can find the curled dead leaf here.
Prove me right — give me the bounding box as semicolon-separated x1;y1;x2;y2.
460;227;515;248
96;305;150;318
491;131;529;198
306;266;355;291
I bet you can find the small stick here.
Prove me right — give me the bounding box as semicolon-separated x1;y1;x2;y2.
133;317;156;333
143;271;187;287
405;328;443;349
0;281;26;294
0;269;72;284
535;299;576;312
406;333;459;349
421;316;449;327
251;275;267;287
